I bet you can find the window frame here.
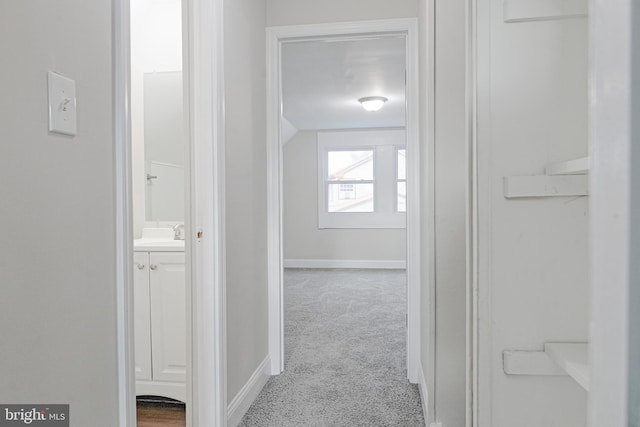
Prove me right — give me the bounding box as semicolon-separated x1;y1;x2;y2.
396;147;407;213
317;129;406;229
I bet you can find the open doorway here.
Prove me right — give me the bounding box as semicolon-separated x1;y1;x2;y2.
265;18;421;414
114;0;226;425
130;0;189;425
278;36;415;422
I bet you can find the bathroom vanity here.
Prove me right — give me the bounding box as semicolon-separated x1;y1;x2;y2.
133;229;186;402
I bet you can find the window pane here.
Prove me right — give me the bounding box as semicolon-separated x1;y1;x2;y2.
397;181;406;212
328;183;374;212
397;149;406;180
328;150;373;181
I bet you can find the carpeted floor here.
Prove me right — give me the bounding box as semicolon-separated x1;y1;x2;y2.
239;268;425;427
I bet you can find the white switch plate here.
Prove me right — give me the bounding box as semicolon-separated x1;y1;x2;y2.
47;71;77;136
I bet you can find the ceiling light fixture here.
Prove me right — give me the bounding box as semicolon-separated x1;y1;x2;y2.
358;96;388;112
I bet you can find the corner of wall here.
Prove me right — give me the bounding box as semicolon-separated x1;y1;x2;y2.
227;356;271;427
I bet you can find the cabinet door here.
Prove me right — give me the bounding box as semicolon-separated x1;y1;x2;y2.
149;252;186;382
134;252;152;381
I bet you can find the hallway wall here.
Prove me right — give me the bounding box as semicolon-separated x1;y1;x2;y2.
224;0;270;404
283;130;407;264
418;0;468;426
0;1;119;425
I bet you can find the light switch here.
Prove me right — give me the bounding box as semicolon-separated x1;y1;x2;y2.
47;71;77;136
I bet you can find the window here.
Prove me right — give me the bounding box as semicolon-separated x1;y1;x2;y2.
318;130;406;229
328;150;374;213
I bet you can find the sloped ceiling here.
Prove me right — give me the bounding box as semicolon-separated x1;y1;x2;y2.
281;35;406;131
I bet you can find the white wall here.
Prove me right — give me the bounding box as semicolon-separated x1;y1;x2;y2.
225;0;269;404
477;2;589;426
267;0;418;26
0;1;119;425
419;1;469;426
283;131;406;263
143;72;185;166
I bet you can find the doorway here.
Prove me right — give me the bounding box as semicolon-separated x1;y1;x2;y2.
266;18;421;383
115;0;226;425
129;0;189;425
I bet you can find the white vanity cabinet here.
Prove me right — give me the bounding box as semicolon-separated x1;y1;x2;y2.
134;249;186;402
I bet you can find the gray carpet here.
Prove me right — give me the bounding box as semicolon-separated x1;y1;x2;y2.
240;268;425;427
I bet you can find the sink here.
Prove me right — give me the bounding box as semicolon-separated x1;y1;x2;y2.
134;228;184;252
140;227;175;241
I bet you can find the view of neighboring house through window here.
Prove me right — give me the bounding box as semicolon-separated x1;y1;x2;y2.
318;129;406;229
328;150;374;213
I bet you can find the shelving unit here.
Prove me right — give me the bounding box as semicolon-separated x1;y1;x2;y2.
502;157;590;387
503;156;590;198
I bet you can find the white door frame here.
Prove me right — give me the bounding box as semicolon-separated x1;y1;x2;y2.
466;0;479;426
588;1;639;425
113;0;136;424
266;18;422;383
184;0;226;426
113;0;227;425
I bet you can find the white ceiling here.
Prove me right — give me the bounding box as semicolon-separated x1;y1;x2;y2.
281;36;406;131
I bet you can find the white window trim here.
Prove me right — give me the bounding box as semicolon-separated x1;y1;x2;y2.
396;147;407;213
317;129;406;229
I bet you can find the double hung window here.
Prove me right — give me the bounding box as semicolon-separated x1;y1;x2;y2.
318;130;406;229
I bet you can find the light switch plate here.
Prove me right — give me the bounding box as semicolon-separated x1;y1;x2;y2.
47;71;77;136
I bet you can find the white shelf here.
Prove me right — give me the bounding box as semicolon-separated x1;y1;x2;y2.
503;156;590;198
544;342;590;391
503;0;588;23
545;156;589;176
503;350;566;376
503;175;588;198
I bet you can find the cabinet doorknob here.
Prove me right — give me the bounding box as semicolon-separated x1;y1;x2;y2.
137;264;145;270
150;264;158;270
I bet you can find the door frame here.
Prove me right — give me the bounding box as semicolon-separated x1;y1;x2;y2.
184;0;227;425
113;0;227;425
113;0;136;424
588;1;639;425
265;18;422;382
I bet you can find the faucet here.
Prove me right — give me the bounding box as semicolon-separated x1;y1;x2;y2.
172;223;185;240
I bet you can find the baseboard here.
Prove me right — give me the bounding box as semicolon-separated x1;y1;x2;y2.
227;355;271;427
283;259;406;269
418;361;430;425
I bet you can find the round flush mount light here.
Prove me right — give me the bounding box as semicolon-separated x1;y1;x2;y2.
358;96;388;112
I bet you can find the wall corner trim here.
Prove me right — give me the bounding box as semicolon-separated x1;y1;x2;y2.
227;356;272;427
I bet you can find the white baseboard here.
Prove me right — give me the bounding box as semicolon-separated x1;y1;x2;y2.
283;259;406;269
227;355;271;427
418;361;430;425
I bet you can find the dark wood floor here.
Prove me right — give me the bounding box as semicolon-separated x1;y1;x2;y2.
137;405;186;427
